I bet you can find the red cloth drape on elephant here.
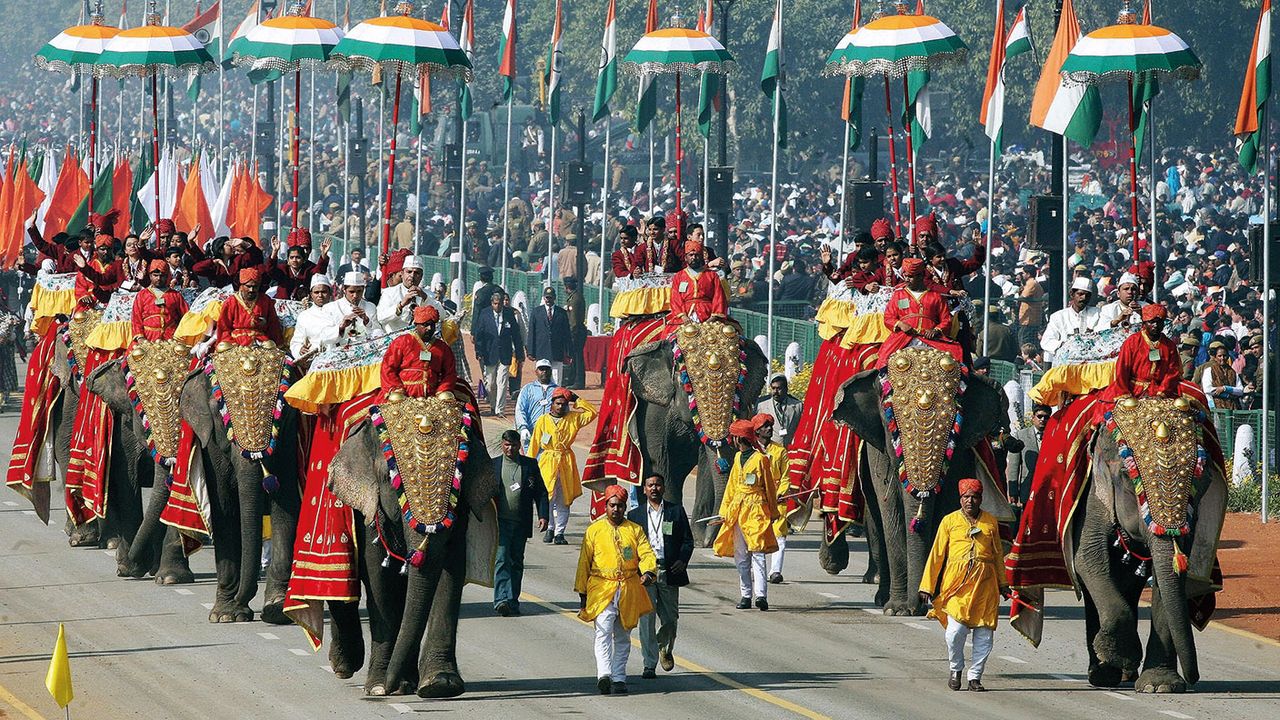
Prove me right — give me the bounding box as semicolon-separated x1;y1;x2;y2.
5;324;63;517
67;347;124;522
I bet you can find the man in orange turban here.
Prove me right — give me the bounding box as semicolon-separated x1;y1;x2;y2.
1102;302;1182;403
131;258;190;342
214;266;284;347
668;238;729;331
714;416;780;610
379;304;459;401
877;256;961;370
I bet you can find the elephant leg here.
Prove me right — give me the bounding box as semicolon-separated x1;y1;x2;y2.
106;459;145;573
156;526;194;585
817;524;849;575
902;491;934;617
691;445;725;549
385;536;447;695
327;600;366;680
261;471;302;626
361;520;409;696
418;517;469;699
1073;505;1142;685
1134;582;1189;693
869;449;911;615
207;473;243;622
121;466;170;578
228;469;262;622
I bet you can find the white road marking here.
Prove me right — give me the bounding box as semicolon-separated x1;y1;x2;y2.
4;500;19;506
1159;712;1193;720
289;648;309;656
201;603;214;609
1051;673;1082;683
999;655;1027;664
1103;691;1132;701
257;632;279;640
173;588;194;595
21;510;35;515
817;592;840;599
389;703;413;714
320;665;334;673
101;549;115;556
862;608;882;615
904;622;934;632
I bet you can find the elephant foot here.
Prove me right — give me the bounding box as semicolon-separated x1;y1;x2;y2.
817;536;849;576
68;525;100;547
861;569;879;585
1134;667;1188;694
209;603;254;624
365;683;387;697
418;671;465;699
105;536;121;551
260;601;290;626
1088;662;1125;688
882;600;919;617
874;586;891;608
329;640;364;681
117;560;149;579
155;567;195;585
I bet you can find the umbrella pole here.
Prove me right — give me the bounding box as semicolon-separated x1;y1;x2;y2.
382;70;402;256
88;76;98;212
839;121;850;248
648;125;654;213
151;74;161;230
901;74;917;250
1127;77;1139;259
882;77;901;237
292;70;301;230
675;71;682;218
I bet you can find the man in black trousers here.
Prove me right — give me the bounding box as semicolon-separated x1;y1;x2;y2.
492;430;548;616
526;286;571;385
627;473;694;678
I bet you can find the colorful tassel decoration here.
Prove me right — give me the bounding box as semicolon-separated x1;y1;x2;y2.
717;457;730;474
408;549;425;568
910;517;923;535
1173;544;1189;575
381;555;391;569
262;473;280;494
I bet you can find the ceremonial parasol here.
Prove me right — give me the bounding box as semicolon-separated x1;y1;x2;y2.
823;3;968;244
95;0;216;227
231;3;345;231
35;2;120;210
623;27;733;219
1061;1;1200;258
330;1;472;254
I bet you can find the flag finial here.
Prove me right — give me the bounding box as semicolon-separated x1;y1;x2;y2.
1117;1;1137;24
396;1;415;16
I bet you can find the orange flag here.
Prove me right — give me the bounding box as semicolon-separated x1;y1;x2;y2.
0;149;16;265
110;159;133;238
44;147;89;237
227;162;250;239
4;157;44;269
173;158;214;245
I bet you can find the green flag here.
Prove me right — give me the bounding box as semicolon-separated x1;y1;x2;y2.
1235;0;1271;174
904;71;931;160
761;0;786;148
131;144;154;235
66;159;115;235
592;0;617;124
1132;76;1159;159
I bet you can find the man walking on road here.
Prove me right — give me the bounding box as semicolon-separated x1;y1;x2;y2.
515;359;559;452
492;430;548;617
526;286;571;385
473;290;526;416
627;474;693;679
528;388;598;544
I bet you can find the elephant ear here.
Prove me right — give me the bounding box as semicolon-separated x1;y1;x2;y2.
739;339;770;415
832;369;887;454
85;360;133;416
50;338;72;388
1186;450;1228;600
956;375;1007;452
180;369;218;450
329;421;385;521
460;423;499;520
625;340;674;407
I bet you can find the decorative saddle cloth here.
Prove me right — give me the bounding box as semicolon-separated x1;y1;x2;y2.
207;342;294;460
122;339;195;466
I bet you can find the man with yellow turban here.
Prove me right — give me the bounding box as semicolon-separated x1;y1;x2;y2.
919;477;1008;692
528;387;598;545
713;419;780;610
575;484;657;695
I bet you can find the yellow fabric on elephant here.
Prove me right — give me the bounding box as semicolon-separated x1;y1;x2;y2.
174;300;224;345
528;398;598;505
764;441;791;537
284;362;384;414
574;517;657;630
29;283;75;336
814;297;891;347
920;509;1008;630
1030;360;1117;406
713;449;780;556
85;321;133;352
609;286;671;318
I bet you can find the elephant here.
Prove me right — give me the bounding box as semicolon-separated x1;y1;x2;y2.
85;358;194;584
44;325;96;546
180;346;303;624
625;322;769;546
1069;397;1226;693
833;357;1013;615
328;399;498;699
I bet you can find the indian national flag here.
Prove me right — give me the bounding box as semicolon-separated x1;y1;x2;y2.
543;0;563;124
1028;0;1100;147
1235;0;1272;174
183;2;221;102
980;0;1009;151
459;0;475;121
592;0;617;124
1005;4;1031;59
761;0;786;148
636;0;659;133
840;2;863;151
498;0;517;103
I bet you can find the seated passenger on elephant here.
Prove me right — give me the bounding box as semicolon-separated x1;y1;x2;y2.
379;305;459;401
131;259;189;342
819;234;885;294
876;258;962;371
668;240;729;328
215;267;284;347
1100;304;1183;404
611;225;641;280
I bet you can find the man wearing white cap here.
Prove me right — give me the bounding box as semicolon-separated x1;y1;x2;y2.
1041;276;1103;363
290;274;340;360
516;358;560;455
376;254;445;334
327;271;382;345
1097;272;1147;329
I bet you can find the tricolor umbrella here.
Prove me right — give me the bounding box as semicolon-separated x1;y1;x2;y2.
35;6;120;210
231;7;345;230
823;6;968;243
623;27;734;219
1061;6;1201;259
330;1;472;254
95;1;216;229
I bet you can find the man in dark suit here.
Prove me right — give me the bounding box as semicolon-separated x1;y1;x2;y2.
526;286;571;385
473;290;526;416
627;473;694;679
563;277;587;389
1005;403;1048;524
492;430;548;616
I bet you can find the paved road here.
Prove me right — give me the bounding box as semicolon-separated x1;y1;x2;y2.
1;401;1278;719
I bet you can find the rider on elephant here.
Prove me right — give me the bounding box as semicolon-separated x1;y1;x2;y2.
877;258;961;371
667;240;729;332
379;305;462;402
215;268;284;347
1098;304;1182;406
131;260;190;342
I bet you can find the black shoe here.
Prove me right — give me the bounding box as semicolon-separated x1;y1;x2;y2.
553;534;568;545
735;597;751;610
597;676;612;695
495;601;512;617
968;680;986;692
659;648;674;672
510;605;522;616
949;672;963;691
755;597;769;611
612;682;628;694
768;572;784;584
542;529;554;544
641;668;656;679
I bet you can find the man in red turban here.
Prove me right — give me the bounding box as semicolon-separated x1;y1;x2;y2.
215;267;285;347
870;218;895;242
267;231;331;300
876;256;961;370
131;259;190;342
1101;303;1182;403
379;304;460;401
668;239;729;331
70;235;125;305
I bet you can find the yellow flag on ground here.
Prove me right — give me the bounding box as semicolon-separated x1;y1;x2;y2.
45;623;73;709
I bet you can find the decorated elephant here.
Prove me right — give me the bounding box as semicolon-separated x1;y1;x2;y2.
48;314;97;546
180;342;303;624
625;320;769;545
84;341;195;584
833;348;1013;615
1070;397;1225;693
328;393;498;698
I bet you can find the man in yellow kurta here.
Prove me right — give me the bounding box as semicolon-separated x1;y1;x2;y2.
575;484;657;695
713;419;780;611
528;387;598;545
754;414;792;585
919;477;1009;692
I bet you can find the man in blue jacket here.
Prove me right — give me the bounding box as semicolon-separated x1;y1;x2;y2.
492;430;548;616
627;473;694;678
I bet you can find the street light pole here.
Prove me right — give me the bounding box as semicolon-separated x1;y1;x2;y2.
713;0;735;261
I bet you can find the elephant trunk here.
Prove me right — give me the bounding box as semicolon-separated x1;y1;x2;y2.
1150;535;1199;686
385;537;444;693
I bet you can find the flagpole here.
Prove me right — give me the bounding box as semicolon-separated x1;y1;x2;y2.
309;68;316;234
647;126;655;213
600;119;611;320
291;70;301;230
218;0;225;176
1061;133;1069;309
882;78;902;236
342;114;350;249
548;123;556;288
766;47;781;362
839;121;850;248
1262;100;1271;523
414;138;422;248
1126;78;1139;260
500;94;514;287
250;84;259;169
380;70;404;255
1149;100;1158;303
703;134;710;224
901;75;917;250
983;137;995;341
377;88;385;249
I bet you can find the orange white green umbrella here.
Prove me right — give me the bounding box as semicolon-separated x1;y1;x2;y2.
230;13;345;72
622;27;733;76
1061;20;1200;85
329;3;471;80
35;15;119;75
94;12;216;78
823;12;967;78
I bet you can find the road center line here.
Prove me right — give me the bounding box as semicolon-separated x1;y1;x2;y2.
0;684;46;720
904;622;934;632
389;703;413;714
173;588;194;595
257;632;279;640
1159;711;1193;719
1103;691;1132;701
999;655;1027;664
101;549;115;556
520;591;833;720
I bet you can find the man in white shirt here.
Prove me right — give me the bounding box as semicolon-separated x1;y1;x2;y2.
327;271;382;345
1041;277;1104;363
626;474;693;680
290;274;339;360
376;255;444;334
1097;272;1147;329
